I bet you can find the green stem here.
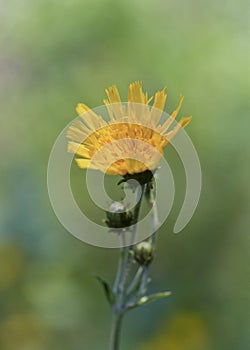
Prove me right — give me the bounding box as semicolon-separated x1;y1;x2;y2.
110;184;145;350
134;185;145;216
147;182;160;247
151;201;160;247
137;266;149;297
110;312;124;350
119;185;145;293
113;233;125;294
126;266;144;297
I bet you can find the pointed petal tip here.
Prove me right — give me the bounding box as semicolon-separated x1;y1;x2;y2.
181;116;192;127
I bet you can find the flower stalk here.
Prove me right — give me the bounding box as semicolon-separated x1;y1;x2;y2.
110;311;123;350
100;180;171;350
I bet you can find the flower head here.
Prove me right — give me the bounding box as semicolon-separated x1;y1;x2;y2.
67;82;191;176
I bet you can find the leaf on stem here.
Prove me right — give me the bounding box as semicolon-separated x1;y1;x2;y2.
95;276;116;305
126;291;171;310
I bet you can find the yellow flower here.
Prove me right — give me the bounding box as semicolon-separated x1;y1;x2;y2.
67;82;191;176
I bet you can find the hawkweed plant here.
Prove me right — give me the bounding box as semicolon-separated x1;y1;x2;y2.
67;82;191;350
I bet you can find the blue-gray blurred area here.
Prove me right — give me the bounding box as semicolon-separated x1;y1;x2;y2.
0;0;249;349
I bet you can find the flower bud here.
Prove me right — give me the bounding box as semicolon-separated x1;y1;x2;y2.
105;202;134;229
133;241;154;266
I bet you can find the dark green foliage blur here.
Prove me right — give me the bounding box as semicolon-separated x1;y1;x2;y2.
0;0;249;349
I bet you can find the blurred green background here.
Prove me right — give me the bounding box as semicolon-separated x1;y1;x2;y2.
0;0;249;349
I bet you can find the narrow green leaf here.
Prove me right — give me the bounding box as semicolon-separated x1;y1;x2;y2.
137;291;171;306
95;276;116;305
126;291;171;310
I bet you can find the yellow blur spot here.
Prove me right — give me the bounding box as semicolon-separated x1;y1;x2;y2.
138;312;210;350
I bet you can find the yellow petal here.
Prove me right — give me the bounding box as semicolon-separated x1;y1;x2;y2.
103;98;115;121
158;95;184;134
66;120;92;143
152;88;167;111
106;163;123;175
179;116;192;128
105;85;121;104
151;88;167;125
76;103;90;115
165;116;192;140
128;81;147;104
171;95;184;120
68;141;91;158
76;103;106;129
75;158;103;170
75;158;91;169
67;121;91;143
104;85;125;120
